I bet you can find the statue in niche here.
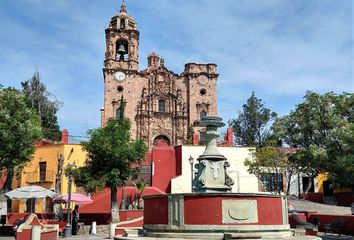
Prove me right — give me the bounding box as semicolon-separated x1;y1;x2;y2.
176;89;182;100
143;101;148;111
176;125;183;137
177;103;182;112
157;117;165;129
141;87;147;98
141;125;147;136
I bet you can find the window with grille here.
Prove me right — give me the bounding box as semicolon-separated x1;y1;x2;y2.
260;173;283;193
200;110;207;120
39;162;47;182
158;99;165;112
116;108;121;119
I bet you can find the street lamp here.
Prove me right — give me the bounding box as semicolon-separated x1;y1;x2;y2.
189;156;194;193
63;162;76;237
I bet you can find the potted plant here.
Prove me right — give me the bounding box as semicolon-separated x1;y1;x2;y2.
133;181;146;209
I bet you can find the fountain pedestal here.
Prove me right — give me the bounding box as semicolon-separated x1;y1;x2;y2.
143;116;299;239
144;193;292;239
193;117;234;192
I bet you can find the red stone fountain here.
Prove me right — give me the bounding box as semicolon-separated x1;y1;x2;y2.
143;117;294;239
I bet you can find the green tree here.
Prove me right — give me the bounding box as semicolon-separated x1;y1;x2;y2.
72;118;147;222
272;91;354;192
245;142;299;195
185;126;194;145
229;92;277;147
22;71;62;141
325;97;354;189
0;87;42;192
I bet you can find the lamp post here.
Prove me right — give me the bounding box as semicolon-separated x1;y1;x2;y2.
63;162;76;237
189;156;194;193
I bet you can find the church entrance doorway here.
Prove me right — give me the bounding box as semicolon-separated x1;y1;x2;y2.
153;135;170;146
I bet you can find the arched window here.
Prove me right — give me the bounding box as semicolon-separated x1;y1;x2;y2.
158;99;165;112
116;108;121;119
120;18;125;29
200;110;207;120
116;41;128;61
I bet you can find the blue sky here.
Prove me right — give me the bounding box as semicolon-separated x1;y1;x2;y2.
0;0;353;142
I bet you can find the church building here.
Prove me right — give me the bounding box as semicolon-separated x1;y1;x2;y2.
101;2;218;147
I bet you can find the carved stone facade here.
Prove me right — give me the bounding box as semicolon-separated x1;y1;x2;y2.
101;2;218;147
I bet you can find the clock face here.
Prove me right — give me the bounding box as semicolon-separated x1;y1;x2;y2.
197;75;208;86
114;71;126;82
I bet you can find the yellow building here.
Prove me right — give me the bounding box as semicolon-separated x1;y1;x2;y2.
317;173;352;194
11;130;87;213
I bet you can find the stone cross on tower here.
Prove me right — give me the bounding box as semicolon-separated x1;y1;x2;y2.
193;116;234;192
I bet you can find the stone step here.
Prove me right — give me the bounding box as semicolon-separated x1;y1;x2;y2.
293;228;307;236
114;228;144;240
124;228;141;237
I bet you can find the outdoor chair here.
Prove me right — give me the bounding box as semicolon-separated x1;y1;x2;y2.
324;220;347;236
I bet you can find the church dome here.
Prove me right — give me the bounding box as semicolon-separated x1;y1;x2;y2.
108;1;138;31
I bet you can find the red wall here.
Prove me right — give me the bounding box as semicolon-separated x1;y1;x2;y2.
151;141;176;193
126;210;143;219
7;213;28;225
144;195;285;226
304;192;354;207
79;186;164;214
144;197;168;224
40;231;58;240
15;214;58;240
175;146;182;176
184;196;283;225
334;192;354;206
218;127;233;147
16;229;31;240
304;192;323;203
16;228;58;240
308;214;354;235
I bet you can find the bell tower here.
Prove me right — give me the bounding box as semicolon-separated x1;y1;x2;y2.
101;1;218;147
101;1;140;128
104;1;139;71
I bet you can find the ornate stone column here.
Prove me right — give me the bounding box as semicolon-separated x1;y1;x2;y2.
193;116;234;192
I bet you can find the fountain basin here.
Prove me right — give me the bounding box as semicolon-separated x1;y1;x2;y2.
144;193;291;239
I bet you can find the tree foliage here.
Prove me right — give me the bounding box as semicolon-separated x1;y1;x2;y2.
272;91;354;191
245;141;299;195
0;87;42;191
229;92;277;147
22;71;62;141
185;126;194;145
72;118;147;222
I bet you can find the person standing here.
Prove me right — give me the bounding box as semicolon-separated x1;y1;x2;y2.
72;205;79;235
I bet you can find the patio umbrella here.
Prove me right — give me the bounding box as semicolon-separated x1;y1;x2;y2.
53;193;93;204
5;185;57;200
